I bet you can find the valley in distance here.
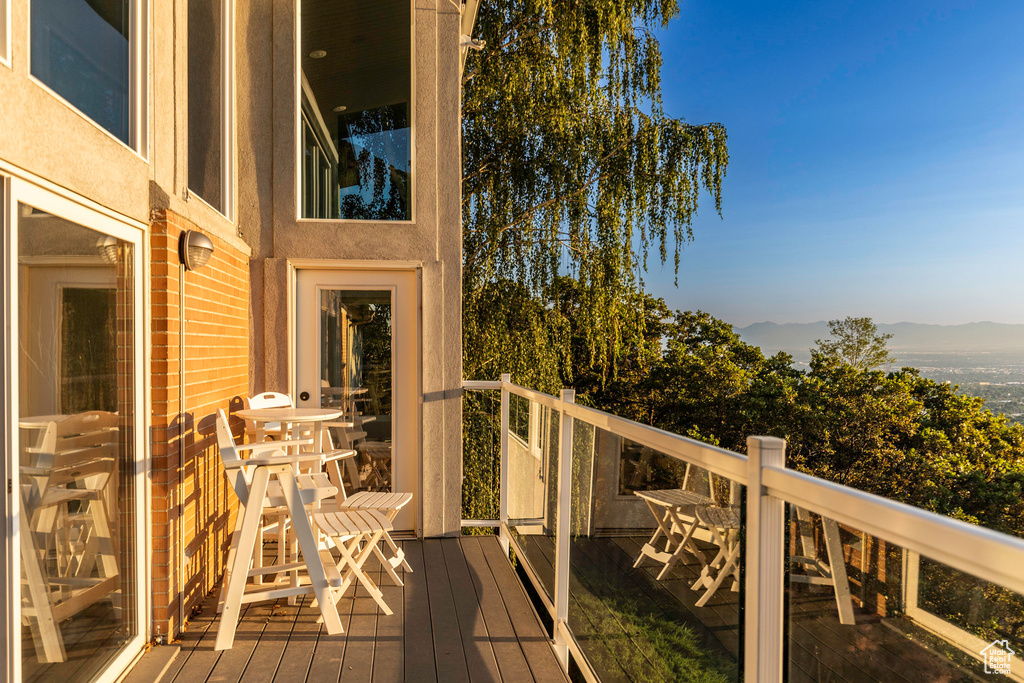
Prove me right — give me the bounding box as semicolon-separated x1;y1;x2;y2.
735;321;1024;424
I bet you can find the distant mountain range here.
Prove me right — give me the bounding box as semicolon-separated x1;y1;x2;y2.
734;321;1024;354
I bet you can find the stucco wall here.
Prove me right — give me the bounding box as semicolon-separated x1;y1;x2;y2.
246;0;465;537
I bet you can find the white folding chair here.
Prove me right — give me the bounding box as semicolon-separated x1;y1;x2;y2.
317;429;413;586
215;409;352;650
790;507;856;625
691;505;742;606
19;411;121;663
216;408;336;591
243;391;294;441
214;410;395;650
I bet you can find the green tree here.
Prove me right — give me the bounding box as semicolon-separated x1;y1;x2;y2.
462;0;728;384
654;311;765;450
814;316;895;370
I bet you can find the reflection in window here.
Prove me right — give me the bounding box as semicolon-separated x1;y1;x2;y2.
319;290;393;492
188;0;224;212
300;0;412;220
17;207;137;681
618;440;689;496
31;0;132;144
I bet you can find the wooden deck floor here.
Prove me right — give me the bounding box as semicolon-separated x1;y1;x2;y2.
514;533;984;683
143;536;567;683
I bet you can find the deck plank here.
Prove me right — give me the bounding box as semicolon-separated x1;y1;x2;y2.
440;538;502;683
423;539;472;683
305;569;357;683
340;555;383;682
239;597;302;683
370;548;406;683
403;540;438;682
177;602;273;683
163;596;221;682
271;596;324;683
478;536;568;682
206;598;274;683
461;537;536;682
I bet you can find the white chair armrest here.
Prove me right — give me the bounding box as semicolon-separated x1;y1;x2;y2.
228;452;327;468
322;449;358;462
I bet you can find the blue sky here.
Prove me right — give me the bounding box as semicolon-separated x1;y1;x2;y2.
644;0;1024;326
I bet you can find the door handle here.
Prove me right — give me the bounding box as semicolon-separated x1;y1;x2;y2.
299;391;310;401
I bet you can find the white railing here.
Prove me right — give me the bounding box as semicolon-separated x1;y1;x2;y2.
462;375;1024;682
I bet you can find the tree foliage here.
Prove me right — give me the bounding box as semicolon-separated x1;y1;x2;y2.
462;0;728;383
548;294;1024;539
814;316;895;370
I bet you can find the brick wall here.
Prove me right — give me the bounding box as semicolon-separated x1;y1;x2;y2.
150;210;250;638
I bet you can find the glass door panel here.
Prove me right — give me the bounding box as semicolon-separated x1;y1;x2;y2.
295;269;418;532
16;205;138;682
319;289;393;492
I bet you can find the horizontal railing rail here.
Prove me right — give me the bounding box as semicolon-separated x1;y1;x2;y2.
763;465;1024;596
461;376;1024;682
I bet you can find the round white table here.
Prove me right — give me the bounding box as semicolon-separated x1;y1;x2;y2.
234;407;350;453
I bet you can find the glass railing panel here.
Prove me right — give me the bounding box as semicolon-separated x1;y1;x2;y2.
461;388;501;525
567;425;743;682
507;399;559;604
785;506;1022;681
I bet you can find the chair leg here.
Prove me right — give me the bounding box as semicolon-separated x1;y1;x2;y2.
278;468;344;635
216;469;271;651
334;531;392;616
21;504;67;663
217;498;248;614
373;543;404;587
694;541;741;608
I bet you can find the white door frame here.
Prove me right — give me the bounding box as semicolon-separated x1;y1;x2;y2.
3;175;149;683
289;260;423;535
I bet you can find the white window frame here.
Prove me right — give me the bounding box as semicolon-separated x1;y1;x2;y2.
186;0;236;221
26;0;149;158
2;171;150;683
294;0;416;223
1;0;10;68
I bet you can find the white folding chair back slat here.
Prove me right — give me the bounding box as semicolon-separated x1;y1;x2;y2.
244;392;294;441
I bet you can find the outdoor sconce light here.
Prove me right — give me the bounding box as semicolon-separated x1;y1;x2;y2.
96;235;120;265
179;230;215;271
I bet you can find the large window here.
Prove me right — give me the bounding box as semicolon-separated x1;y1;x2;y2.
299;0;412;221
30;0;136;147
5;180;145;683
188;0;232;216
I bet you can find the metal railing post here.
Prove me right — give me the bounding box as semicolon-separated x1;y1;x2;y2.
745;436;787;683
498;374;511;554
553;389;575;669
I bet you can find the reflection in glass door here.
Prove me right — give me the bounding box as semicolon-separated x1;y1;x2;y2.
319;290;393;492
13;198;141;683
295;269;419;532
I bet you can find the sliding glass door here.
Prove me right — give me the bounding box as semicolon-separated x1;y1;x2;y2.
4;179;146;683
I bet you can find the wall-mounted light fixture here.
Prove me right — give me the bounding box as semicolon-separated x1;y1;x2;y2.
96;235;120;265
179;230;214;271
